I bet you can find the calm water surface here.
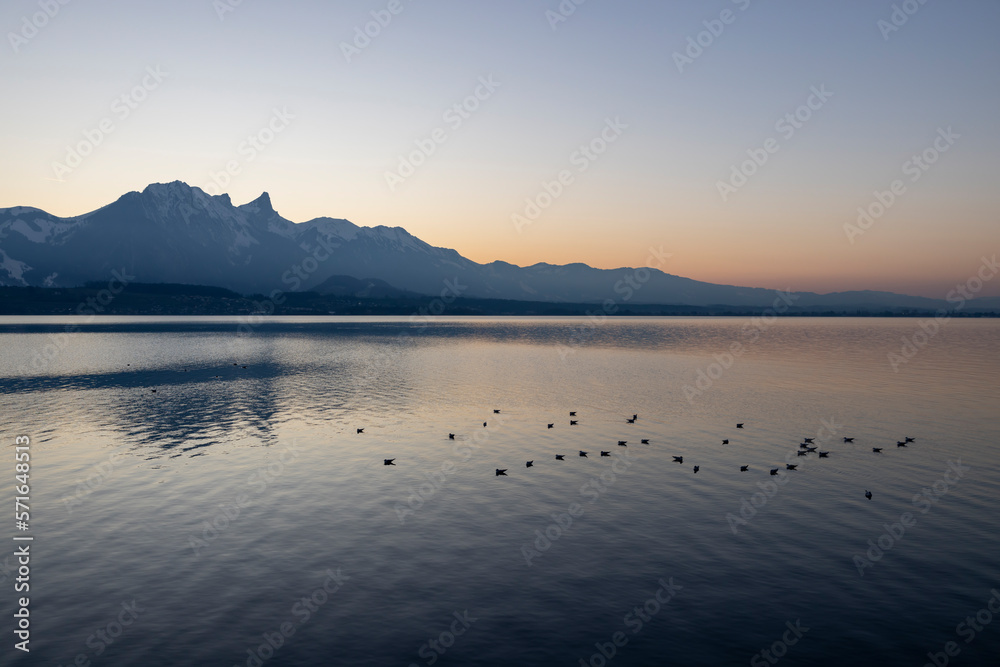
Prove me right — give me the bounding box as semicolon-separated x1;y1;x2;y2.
0;317;998;666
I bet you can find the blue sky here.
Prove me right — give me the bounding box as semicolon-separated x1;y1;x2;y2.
2;0;998;296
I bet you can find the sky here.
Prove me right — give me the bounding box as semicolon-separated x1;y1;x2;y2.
1;0;998;298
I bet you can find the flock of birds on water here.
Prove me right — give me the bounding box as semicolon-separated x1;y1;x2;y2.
373;410;918;501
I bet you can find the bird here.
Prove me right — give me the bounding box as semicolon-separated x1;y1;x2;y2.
384;459;395;466
799;443;811;449
897;442;907;448
632;414;638;420
579;451;588;457
494;409;500;414
483;422;487;428
618;441;627;446
804;446;817;452
843;438;855;443
770;468;779;475
570;411;576;416
151;389;157;393
242;366;247;369
722;439;729;445
526;461;533;468
818;451;829;458
740;465;749;472
641;439;649;444
626;418;636;424
448;433;455;440
233;363;238;366
905;437;915;443
796;451;808;457
547;424;554;429
357;428;364;434
601;451;610;457
570;420;578;425
737;423;744;429
803;437;814;443
555;455;565;460
786;464;797;470
872;447;883;453
865;490;873;500
673;456;683;463
495;469;507;476
693;466;700;473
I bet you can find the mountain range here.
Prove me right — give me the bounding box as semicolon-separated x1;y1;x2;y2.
1;181;995;313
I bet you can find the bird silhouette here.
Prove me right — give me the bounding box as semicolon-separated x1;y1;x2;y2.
448;433;455;440
722;439;729;445
786;464;797;470
632;414;638;420
384;459;395;466
693;466;700;473
818;452;829;458
570;420;578;425
803;438;814;443
494;409;500;414
673;456;683;463
897;442;907;447
626;418;636;424
151;389;157;393
843;438;855;443
865;490;873;500
483;422;487;427
526;461;533;468
872;447;883;453
905;437;915;443
641;439;650;444
570;411;576;416
796;451;808;457
601;451;610;457
737;423;744;429
496;469;507;476
579;451;588;457
770;468;779;475
618;441;627;446
548;424;554;429
357;428;364;434
740;465;749;472
555;455;565;460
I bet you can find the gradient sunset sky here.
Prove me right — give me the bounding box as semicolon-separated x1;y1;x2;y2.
2;0;998;297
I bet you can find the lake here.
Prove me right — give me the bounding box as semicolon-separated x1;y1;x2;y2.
1;316;998;666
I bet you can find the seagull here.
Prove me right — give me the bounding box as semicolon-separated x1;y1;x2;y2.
448;433;455;440
526;461;533;468
496;469;507;476
786;464;797;470
796;451;808;457
601;451;610;457
555;455;565;460
897;442;907;448
722;439;729;445
570;420;578;425
843;438;855;443
740;465;749;472
579;451;588;457
865;490;873;500
384;459;395;465
770;468;779;475
803;438;814;443
905;437;915;443
673;456;683;463
737;423;744;429
618;441;627;446
357;428;364;434
494;409;500;414
641;439;650;444
693;466;700;473
818;451;829;458
570;411;576;416
547;424;554;429
872;447;883;453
